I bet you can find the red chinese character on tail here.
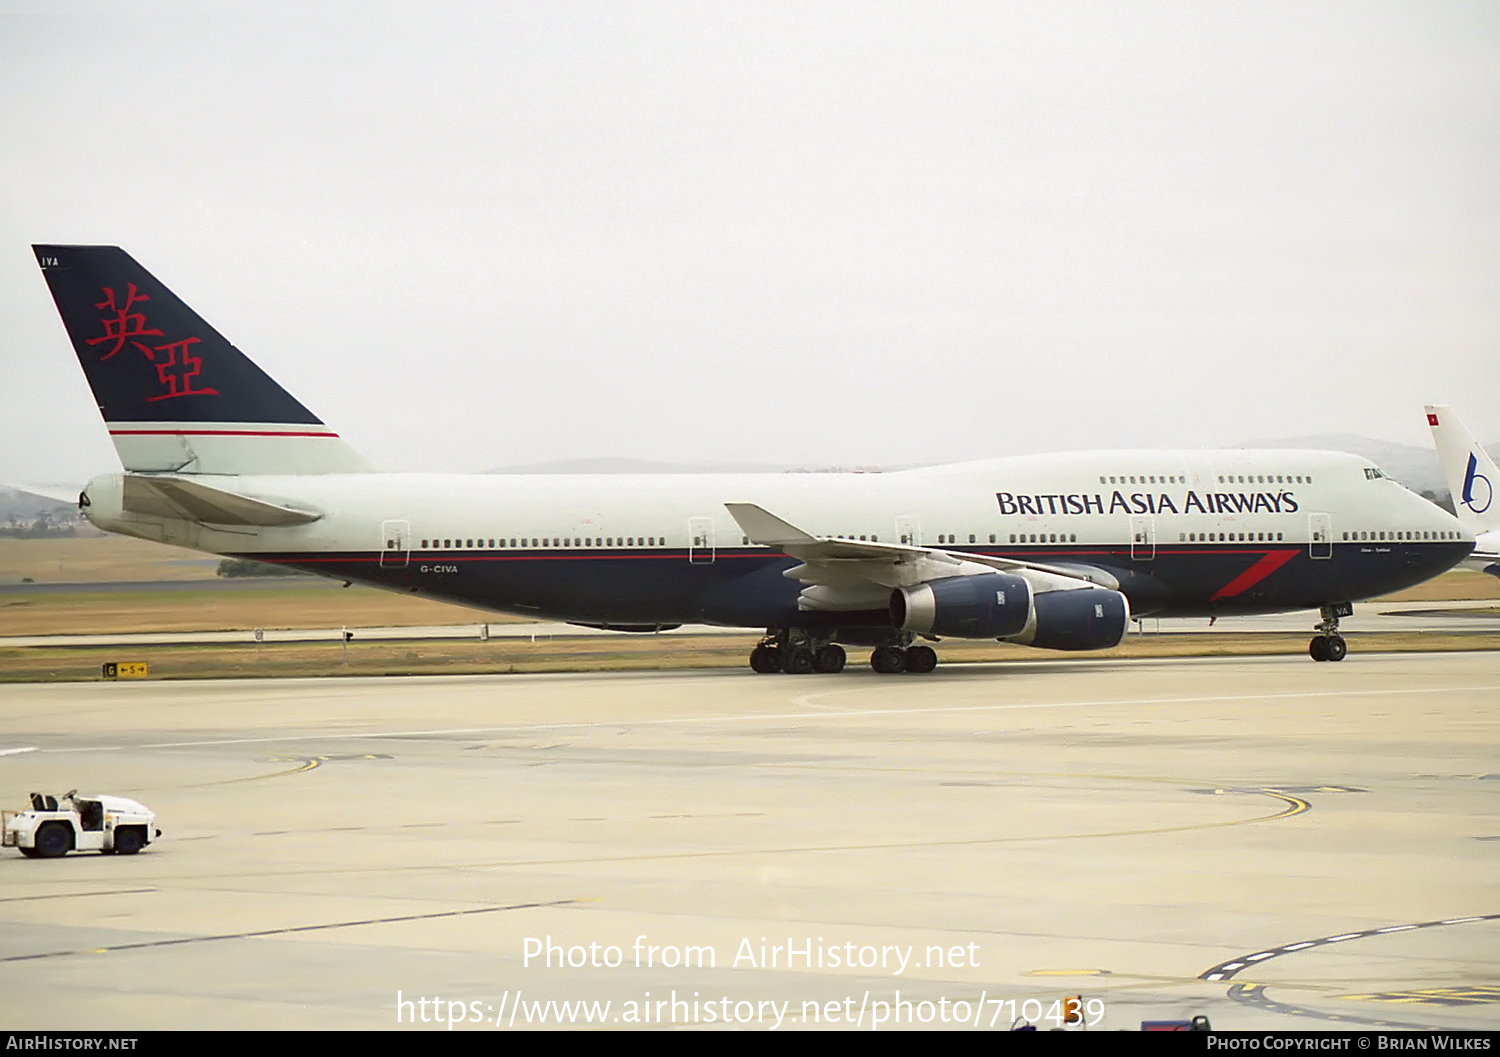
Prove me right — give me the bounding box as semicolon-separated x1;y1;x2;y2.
89;284;219;402
88;284;163;360
144;338;219;402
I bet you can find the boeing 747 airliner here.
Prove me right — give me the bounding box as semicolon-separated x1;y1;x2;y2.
33;245;1474;672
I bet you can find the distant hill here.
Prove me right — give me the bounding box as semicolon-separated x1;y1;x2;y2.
0;486;83;530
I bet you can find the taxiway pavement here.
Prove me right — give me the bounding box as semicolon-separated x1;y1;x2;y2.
0;652;1496;1031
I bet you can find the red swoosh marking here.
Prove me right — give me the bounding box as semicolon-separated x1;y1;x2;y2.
1210;549;1299;601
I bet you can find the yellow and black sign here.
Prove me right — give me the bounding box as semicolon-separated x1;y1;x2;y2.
102;662;149;679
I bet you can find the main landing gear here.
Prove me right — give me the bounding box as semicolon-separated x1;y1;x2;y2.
870;643;937;674
749;631;939;674
1308;603;1351;662
749;630;846;674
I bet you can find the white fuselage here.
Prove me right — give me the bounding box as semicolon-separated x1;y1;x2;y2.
82;447;1473;627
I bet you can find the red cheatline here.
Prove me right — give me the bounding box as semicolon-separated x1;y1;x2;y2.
108;428;340;438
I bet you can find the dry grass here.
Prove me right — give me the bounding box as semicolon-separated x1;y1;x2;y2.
2;629;1494;683
0;534;523;633
1373;568;1500;602
0;584;522;636
0;533;216;583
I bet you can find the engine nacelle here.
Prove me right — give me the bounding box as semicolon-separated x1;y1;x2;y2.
1009;587;1131;651
891;572;1032;639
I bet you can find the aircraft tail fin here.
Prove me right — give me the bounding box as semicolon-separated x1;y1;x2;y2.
1425;404;1497;535
34;245;371;476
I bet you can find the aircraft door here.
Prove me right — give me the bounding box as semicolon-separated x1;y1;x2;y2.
688;517;715;564
1308;513;1332;559
1130;515;1155;560
380;519;411;568
895;515;922;546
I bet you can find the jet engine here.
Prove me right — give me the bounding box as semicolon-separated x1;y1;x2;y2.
893;572;1131;652
1009;586;1131;651
891;572;1032;638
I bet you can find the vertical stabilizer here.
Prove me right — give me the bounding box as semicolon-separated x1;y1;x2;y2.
34;245;371;475
1425;404;1497;534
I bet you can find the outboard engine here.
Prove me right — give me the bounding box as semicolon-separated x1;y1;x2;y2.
1011;587;1131;651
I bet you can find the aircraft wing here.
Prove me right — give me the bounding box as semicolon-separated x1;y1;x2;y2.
724;502;1115;607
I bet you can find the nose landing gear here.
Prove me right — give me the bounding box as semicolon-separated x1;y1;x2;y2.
1308;603;1351;662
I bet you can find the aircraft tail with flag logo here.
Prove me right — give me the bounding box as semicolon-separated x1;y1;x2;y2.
34;245;371;476
1425;404;1499;577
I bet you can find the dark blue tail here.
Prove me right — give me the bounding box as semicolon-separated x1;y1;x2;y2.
34;245;319;426
35;245;370;474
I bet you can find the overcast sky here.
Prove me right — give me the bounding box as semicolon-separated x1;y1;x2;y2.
2;1;1497;484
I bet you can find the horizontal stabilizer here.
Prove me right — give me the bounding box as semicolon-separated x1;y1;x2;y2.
121;475;321;527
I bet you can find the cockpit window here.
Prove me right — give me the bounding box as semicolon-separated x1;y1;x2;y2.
1364;467;1386;480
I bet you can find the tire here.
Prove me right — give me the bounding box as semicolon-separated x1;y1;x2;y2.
33;822;72;859
1308;636;1328;662
870;646;905;674
749;646;782;674
784;648;815;675
904;645;938;673
1324;636;1347;662
813;644;846;673
113;827;145;855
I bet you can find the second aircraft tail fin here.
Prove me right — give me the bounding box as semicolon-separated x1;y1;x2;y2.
1425;404;1497;535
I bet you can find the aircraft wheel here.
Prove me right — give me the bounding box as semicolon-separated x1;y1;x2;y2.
813;644;846;674
1324;636;1347;662
33;822;72;859
904;645;938;673
870;646;906;674
749;646;782;674
784;648;816;675
1308;637;1329;662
